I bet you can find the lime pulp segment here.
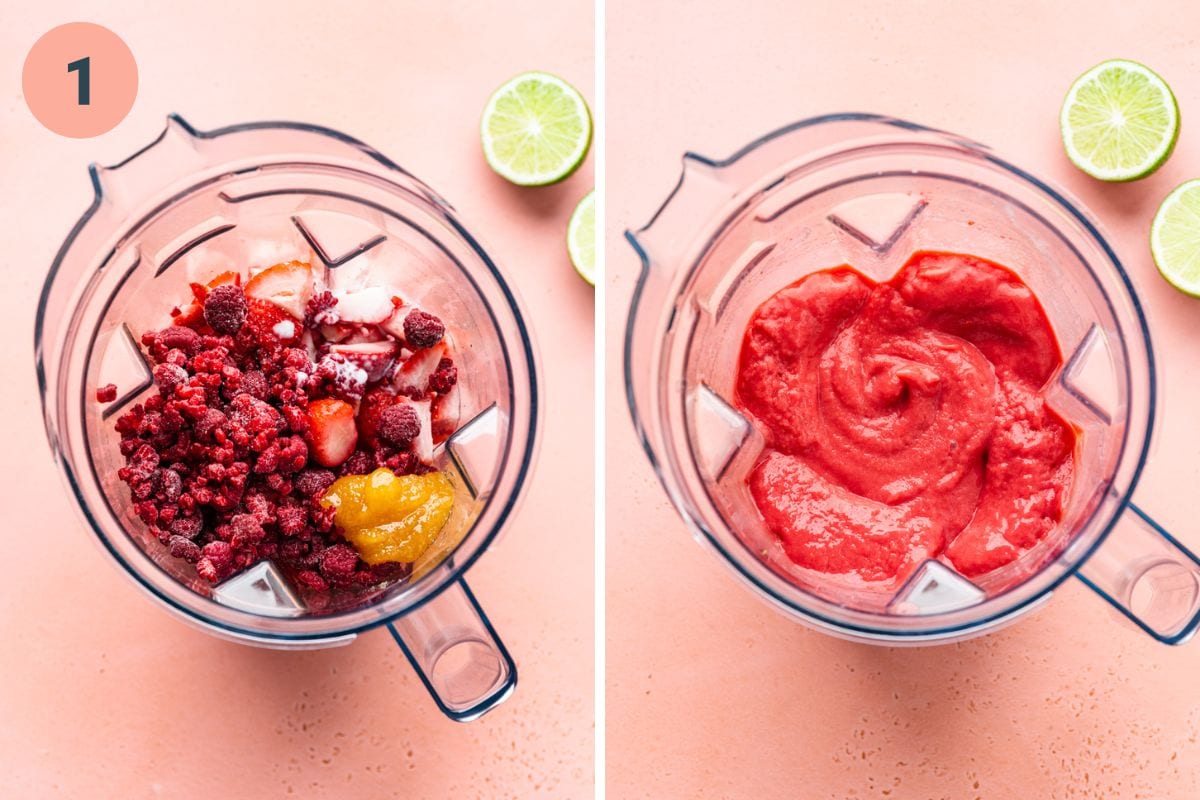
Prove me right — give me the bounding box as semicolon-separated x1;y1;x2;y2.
1151;179;1200;296
568;190;596;285
1060;59;1179;181
481;71;592;186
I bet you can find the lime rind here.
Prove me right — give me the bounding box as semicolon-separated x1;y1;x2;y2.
568;189;596;285
481;71;592;187
1060;59;1179;182
1151;179;1200;297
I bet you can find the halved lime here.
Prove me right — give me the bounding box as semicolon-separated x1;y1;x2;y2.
481;71;592;186
568;190;595;285
1061;59;1179;182
1151;179;1200;296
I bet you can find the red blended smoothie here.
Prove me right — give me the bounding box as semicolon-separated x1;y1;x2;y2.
735;251;1077;591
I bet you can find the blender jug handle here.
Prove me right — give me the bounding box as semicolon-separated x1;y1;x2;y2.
387;578;517;722
1077;503;1200;644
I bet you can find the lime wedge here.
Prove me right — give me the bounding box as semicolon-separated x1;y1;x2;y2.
568;190;596;285
1151;179;1200;296
1061;59;1179;182
481;71;592;186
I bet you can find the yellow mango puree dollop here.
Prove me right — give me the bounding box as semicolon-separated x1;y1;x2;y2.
321;468;454;565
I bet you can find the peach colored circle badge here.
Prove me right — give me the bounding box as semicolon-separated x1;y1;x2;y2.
23;22;138;138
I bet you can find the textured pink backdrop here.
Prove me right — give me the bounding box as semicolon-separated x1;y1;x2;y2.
607;1;1200;798
1;1;593;797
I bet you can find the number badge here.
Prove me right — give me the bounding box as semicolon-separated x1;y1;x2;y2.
22;23;137;138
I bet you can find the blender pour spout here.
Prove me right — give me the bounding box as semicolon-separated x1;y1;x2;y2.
90;116;209;219
626;154;733;273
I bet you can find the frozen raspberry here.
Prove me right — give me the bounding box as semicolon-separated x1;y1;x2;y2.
355;387;400;447
153;363;188;393
229;394;285;435
167;535;202;562
279;539;309;563
403;310;445;349
377;403;420;447
303;291;339;329
319;544;359;585
159;326;202;355
282;348;312;372
254;435;308;475
313;353;367;400
163;349;189;368
309;502;336;533
131;476;159;500
190;346;231;376
160;469;183;502
204;540;233;563
294;468;336;497
429;358;458;394
384;451;419;475
338;449;375;476
200;332;235;351
196;540;235;582
133;500;158;525
353;562;405;587
192;408;227;442
129;444;160;475
276;502;308;537
283;405;311;436
229;513;266;546
239;369;269;400
294;570;329;592
96;384;118;403
203;285;248;335
242;490;276;524
367;561;408;583
169;515;203;540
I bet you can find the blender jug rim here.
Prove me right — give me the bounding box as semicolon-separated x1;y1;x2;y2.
36;114;541;642
624;112;1158;639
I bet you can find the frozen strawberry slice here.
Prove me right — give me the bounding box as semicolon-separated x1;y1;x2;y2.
334;287;394;324
342;324;389;344
244;298;301;344
319;322;356;343
206;270;241;289
329;341;398;382
393;343;446;396
300;329;319;363
171;302;206;328
380;305;411;341
244;261;314;319
411;399;434;462
431;382;460;443
307;398;358;467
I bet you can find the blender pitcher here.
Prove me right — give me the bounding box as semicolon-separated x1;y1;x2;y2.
625;113;1200;645
35;115;539;721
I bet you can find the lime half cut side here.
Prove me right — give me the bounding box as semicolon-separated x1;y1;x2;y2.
1061;59;1179;182
1151;179;1200;297
481;71;592;186
568;190;596;285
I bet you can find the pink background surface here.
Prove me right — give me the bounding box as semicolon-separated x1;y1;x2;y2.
607;1;1200;798
1;1;592;797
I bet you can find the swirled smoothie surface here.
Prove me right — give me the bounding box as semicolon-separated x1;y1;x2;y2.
735;251;1076;588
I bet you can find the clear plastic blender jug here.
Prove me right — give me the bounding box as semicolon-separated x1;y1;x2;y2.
625;113;1200;645
36;116;539;721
